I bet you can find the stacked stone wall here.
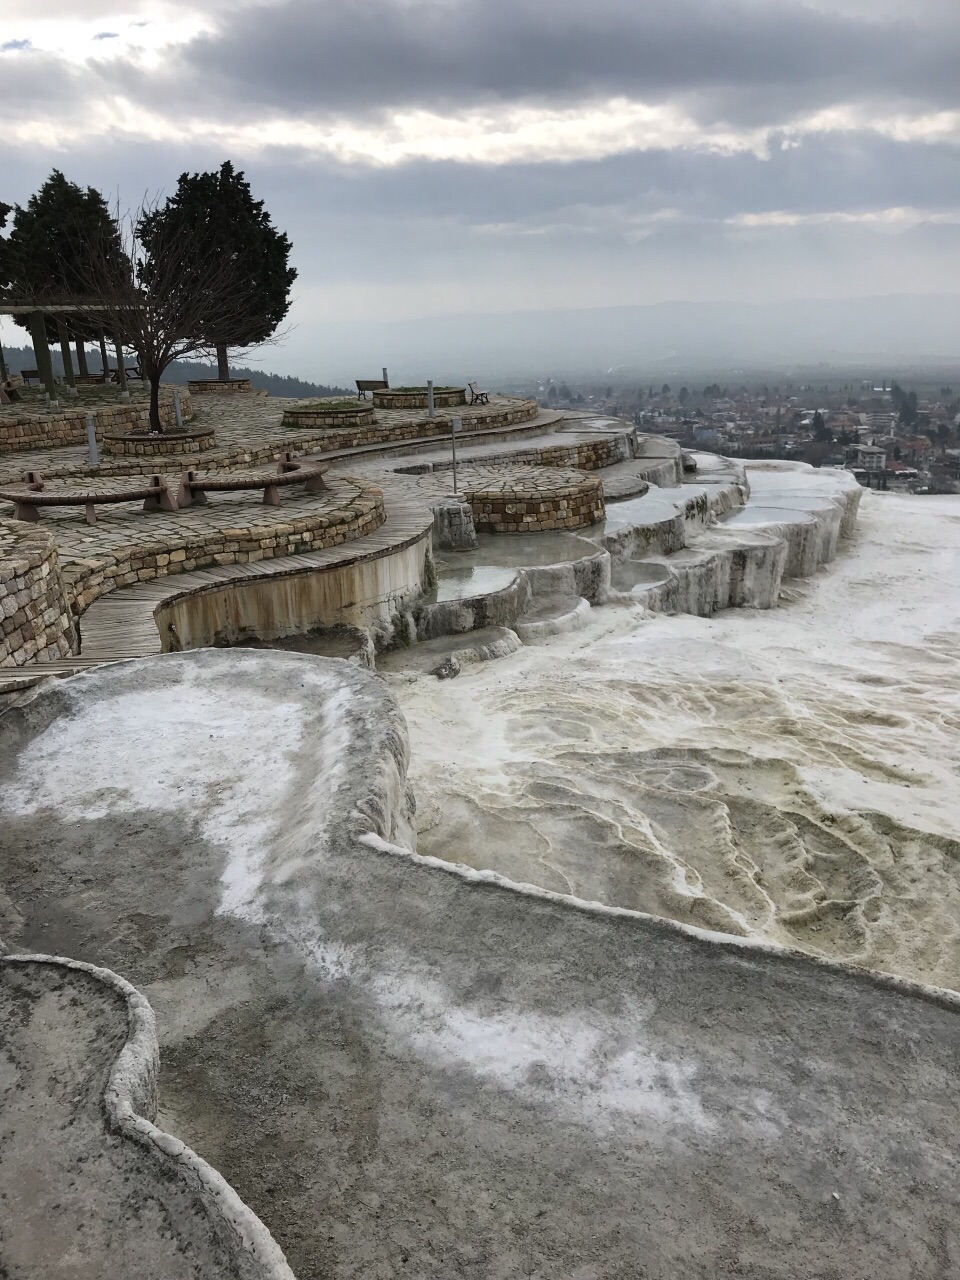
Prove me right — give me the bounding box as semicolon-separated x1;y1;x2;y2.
0;399;540;484
187;379;257;395
103;427;218;458
63;485;386;619
467;470;605;534
421;434;628;476
281;398;539;452
373;388;467;410
0;389;194;455
281;406;375;430
0;522;76;666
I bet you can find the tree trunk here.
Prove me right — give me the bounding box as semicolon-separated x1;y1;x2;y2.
75;338;89;376
216;344;229;381
149;376;162;433
99;331;109;378
30;311;58;401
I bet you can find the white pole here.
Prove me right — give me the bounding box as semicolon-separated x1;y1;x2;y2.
427;379;435;418
451;416;461;495
382;366;389;388
173;387;184;431
85;412;100;468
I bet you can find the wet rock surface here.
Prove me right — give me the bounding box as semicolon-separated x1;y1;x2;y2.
1;650;959;1278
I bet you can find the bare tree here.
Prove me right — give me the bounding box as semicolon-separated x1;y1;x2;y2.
71;196;274;433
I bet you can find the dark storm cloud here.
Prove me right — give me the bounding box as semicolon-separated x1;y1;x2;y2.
172;0;960;123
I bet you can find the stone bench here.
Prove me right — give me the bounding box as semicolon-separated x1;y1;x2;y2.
0;471;178;526
177;453;330;508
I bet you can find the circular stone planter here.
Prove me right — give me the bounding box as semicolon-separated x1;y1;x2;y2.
187;378;253;395
102;426;218;457
373;387;467;410
281;403;375;430
466;468;606;534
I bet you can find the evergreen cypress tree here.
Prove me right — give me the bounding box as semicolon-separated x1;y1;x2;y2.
139;161;296;379
3;171;127;349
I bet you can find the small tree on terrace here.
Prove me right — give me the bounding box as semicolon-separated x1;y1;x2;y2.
140;161;296;381
73;196;273;433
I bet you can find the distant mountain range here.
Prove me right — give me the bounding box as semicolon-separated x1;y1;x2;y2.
6;293;960;390
0;345;348;399
291;293;960;384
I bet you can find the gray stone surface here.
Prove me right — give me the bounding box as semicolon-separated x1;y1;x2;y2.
0;954;293;1280
1;651;959;1279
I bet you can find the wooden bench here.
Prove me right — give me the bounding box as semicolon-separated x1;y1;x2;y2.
75;373;108;386
110;366;142;382
19;369;41;386
177;453;330;508
356;379;387;400
0;471;178;525
468;381;490;405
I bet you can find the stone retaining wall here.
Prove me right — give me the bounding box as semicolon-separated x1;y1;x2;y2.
373;387;467;410
102;427;218;457
411;433;629;476
281;405;375;429
284;398;539;452
0;521;76;666
187;378;255;395
467;469;605;534
0;398;541;485
64;483;386;620
0;389;194;455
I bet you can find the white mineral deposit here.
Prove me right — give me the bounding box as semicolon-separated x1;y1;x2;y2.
396;474;960;991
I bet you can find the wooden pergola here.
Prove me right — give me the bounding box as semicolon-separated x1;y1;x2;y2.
0;303;130;399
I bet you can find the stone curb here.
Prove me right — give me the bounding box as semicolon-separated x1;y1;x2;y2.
0;951;296;1280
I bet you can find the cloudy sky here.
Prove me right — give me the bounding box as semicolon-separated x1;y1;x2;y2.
2;0;959;377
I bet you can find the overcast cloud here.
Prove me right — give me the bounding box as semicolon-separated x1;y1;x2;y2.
1;0;959;378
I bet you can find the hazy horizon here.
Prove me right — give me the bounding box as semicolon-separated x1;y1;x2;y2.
3;0;959;384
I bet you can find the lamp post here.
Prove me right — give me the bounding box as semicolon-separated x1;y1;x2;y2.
451;416;461;495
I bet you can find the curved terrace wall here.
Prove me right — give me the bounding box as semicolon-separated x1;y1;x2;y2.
155;521;432;651
281;403;375;430
187;378;255;395
103;426;218;457
467;469;605;534
0;521;76;666
373;387;467;410
0;389;195;455
404;432;632;476
0;399;542;485
284;397;539;452
66;481;386;621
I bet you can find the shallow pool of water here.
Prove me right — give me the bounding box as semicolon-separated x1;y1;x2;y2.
436;532;602;573
725;505;816;527
432;564;517;601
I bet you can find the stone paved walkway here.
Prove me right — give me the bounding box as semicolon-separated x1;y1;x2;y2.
0;394;540;481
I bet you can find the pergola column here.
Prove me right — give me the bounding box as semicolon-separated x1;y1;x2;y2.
56;318;76;389
0;341;7;381
98;330;109;378
75;336;89;377
29;311;58;400
114;334;128;392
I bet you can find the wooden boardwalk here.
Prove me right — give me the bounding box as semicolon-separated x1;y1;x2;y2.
1;500;432;691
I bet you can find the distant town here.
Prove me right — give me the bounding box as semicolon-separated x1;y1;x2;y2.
533;376;960;493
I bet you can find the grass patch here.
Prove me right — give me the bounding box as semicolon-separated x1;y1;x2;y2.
292;399;366;411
